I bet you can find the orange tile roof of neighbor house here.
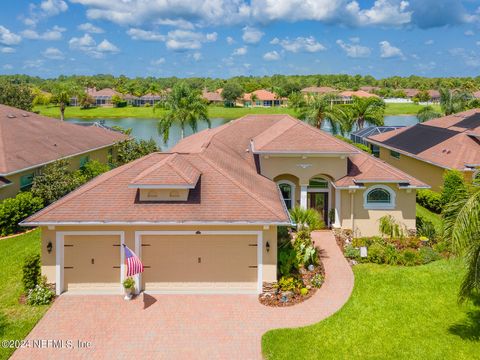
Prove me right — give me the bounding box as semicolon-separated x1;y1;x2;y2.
243;89;281;101
24;114;427;225
367;109;480;169
339;90;379;98
0;104;129;175
86;87;121;97
202;89;223;102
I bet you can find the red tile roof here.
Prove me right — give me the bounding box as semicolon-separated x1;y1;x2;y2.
0;104;128;175
86;87;121;97
243;89;280;101
339;90;379;98
403;89;419;97
130;153;201;188
24;114;427;225
202;90;223;102
368;109;480;169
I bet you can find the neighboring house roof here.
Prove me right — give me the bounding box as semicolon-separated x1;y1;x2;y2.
339;90;379;98
301;86;337;94
130;153;201;188
24;114;427;225
359;86;380;93
243;89;282;101
473;91;480;99
367;109;480;170
140;93;162;100
202;90;223;102
403;89;419;97
0;104;128;175
86;87;120;98
427;90;440;98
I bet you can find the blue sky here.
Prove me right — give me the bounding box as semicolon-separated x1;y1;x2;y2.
1;0;480;78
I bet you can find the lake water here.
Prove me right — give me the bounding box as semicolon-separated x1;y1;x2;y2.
67;115;418;150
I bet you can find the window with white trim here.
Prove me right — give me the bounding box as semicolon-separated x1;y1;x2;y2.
278;181;295;209
363;185;396;209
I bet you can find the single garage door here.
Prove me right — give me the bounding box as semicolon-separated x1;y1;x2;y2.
142;234;258;293
64;235;121;292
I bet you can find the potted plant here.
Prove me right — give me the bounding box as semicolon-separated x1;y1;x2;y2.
123;277;135;300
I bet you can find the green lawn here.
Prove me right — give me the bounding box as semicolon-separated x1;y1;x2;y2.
416;203;444;232
34;102;435;120
0;230;50;360
384;102;441;116
262;259;480;360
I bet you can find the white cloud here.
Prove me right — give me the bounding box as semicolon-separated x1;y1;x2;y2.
42;47;64;59
449;47;480;67
263;50;280;61
242;26;263;44
126;28;165;41
425;39;434;45
155;18;194;30
271;36;325;53
226;36;235;45
250;0;343;22
192;52;202;61
346;0;411;26
465;30;475;36
336;39;371;58
24;0;68;26
232;46;247;56
0;26;21;45
0;47;16;54
477;41;480;46
69;34;119;58
78;22;104;33
150;58;165;65
21;26;66;41
379;40;404;59
23;59;45;69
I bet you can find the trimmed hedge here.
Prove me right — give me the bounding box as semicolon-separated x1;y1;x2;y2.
416;189;442;213
0;192;43;236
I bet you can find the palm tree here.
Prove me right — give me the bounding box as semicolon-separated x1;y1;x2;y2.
416;106;441;123
51;83;78;121
345;96;385;131
443;186;480;302
155;82;210;143
294;94;349;134
439;88;473;115
250;93;258;107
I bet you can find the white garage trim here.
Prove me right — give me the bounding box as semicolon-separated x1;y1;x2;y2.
135;230;263;295
55;231;125;295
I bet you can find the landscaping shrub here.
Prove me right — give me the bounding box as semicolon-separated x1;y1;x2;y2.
311;274;324;288
416;189;442;213
26;277;54;305
416;215;437;241
293;229;319;266
433;240;451;255
277;226;291;247
278;246;300;277
344;244;360;260
400;248;419;266
289;207;325;231
383;245;401;265
352;236;383;248
367;243;387;264
0;192;43;236
379;215;405;238
418;247;441;264
22;254;41;292
300;288;309;296
441;170;467;206
82;160;110;180
277;277;302;293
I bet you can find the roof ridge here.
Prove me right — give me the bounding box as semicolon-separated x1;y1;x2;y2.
251;116;297;149
198;150;285;221
167;154;201;183
25;152;159;221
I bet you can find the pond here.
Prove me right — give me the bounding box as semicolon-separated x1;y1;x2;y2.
67;115;418;150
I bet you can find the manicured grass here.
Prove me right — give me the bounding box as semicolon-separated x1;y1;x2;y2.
0;230;50;360
416;203;444;233
384;103;442;116
34;102;434;120
262;259;480;360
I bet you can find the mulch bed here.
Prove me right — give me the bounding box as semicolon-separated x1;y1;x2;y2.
259;257;325;307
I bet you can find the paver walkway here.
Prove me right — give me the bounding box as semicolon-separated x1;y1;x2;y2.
12;231;353;360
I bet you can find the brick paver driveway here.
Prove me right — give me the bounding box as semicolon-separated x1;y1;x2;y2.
12;231;353;360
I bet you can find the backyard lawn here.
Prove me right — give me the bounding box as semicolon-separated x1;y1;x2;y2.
34;102;438;120
262;258;480;360
0;230;49;360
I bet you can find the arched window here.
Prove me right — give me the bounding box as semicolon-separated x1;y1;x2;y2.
278;181;295;209
309;177;329;189
363;185;396;209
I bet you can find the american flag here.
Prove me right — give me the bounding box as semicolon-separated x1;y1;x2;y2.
123;245;144;276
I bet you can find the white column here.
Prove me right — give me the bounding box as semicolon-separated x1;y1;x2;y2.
300;185;308;209
134;233;141;295
333;189;341;228
55;233;64;296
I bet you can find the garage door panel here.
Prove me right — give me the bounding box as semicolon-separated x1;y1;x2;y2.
64;235;120;291
142;235;258;292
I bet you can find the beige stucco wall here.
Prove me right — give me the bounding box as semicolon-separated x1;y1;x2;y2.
339;184;416;237
0;146;115;201
40;224;277;290
376;146;446;192
260;155;348;184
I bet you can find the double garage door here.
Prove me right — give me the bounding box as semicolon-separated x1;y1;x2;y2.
63;233;258;294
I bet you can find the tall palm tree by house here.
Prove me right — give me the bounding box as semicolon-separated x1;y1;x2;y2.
439;88;473;115
345;96;385;131
444;185;480;302
294;94;348;134
250;93;258;106
416;105;441;123
155;82;210;143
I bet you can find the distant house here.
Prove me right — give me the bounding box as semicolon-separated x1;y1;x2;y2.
202;89;223;105
359;86;380;93
86;87;122;107
134;93;163;106
367;109;480;191
474;91;480;99
338;90;379;103
427;90;441;103
300;86;337;96
241;89;286;107
0;104;128;201
403;89;419;99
